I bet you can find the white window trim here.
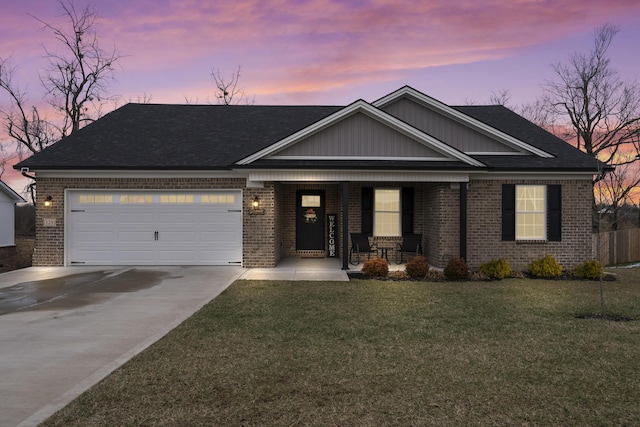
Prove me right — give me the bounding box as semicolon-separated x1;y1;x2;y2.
515;185;546;241
373;188;401;237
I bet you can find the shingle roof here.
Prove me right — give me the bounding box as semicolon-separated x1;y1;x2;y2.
16;100;601;173
16;104;342;169
453;105;601;171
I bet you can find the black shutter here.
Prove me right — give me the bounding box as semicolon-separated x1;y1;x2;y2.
502;184;515;241
402;187;414;234
547;185;562;241
361;187;373;235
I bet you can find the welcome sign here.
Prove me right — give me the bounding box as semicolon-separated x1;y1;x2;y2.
327;214;338;257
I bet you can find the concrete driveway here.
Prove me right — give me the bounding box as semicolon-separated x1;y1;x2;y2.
0;265;244;427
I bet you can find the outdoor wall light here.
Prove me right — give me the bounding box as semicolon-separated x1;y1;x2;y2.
43;196;53;207
250;196;265;215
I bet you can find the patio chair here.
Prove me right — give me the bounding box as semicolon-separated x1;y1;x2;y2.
396;234;422;264
349;233;378;265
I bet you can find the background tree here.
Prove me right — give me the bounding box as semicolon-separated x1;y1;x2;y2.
543;24;640;230
211;66;254;105
0;0;120;199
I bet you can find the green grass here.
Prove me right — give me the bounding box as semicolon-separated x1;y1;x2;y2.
42;269;640;426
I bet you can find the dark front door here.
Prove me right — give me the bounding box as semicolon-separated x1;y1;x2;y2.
296;190;325;251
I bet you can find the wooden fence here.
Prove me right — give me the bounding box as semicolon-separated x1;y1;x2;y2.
593;228;640;266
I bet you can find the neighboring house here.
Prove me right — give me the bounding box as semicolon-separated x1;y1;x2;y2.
0;180;26;273
15;86;602;271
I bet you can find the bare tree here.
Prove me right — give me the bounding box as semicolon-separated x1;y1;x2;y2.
0;58;58;157
543;24;640;230
211;66;254;105
595;154;640;230
545;24;640;164
0;0;121;201
489;89;511;106
37;0;121;135
0;142;6;178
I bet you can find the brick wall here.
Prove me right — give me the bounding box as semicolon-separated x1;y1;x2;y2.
0;246;17;273
35;176;591;271
421;183;460;267
33;177;280;266
466;179;593;271
243;184;279;267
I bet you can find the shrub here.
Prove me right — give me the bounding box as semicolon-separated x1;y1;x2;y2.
362;257;389;278
528;254;562;278
405;256;429;279
574;260;602;280
479;258;512;280
444;257;470;280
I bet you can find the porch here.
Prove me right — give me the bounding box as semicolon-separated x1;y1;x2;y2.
262;180;467;270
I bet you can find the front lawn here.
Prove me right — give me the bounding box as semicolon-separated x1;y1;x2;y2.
43;269;640;426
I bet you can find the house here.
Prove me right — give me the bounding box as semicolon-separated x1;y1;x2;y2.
0;179;26;273
15;86;601;271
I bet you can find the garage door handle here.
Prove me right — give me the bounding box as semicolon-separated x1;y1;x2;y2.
154;231;159;241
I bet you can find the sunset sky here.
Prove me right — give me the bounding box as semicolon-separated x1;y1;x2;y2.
1;0;640;193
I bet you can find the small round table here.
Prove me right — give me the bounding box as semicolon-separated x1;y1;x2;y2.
377;245;393;262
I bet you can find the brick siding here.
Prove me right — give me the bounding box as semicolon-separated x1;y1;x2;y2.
466;179;593;271
0;246;17;273
33;177;281;268
34;176;593;271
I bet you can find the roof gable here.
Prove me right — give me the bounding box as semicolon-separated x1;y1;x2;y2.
0;180;25;203
373;86;554;158
269;112;447;160
237;100;485;167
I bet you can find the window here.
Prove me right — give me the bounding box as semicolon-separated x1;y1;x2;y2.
201;194;236;204
301;195;321;207
362;187;413;236
160;194;194;204
119;194;152;204
515;185;545;240
374;189;401;236
78;194;113;204
502;184;562;242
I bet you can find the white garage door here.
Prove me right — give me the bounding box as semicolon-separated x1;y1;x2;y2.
66;190;243;266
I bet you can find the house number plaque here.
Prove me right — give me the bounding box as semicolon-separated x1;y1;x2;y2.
43;218;56;227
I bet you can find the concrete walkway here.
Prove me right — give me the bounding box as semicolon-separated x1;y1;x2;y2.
0;266;244;427
239;257;350;281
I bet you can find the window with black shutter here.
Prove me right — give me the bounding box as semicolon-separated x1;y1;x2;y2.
502;184;562;241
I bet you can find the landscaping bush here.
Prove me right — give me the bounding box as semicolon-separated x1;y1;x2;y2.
405;256;429;279
528;254;562;278
479;258;512;280
444;257;470;280
362;257;389;278
574;259;602;280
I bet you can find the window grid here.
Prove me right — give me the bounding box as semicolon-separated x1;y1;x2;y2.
516;185;546;240
374;188;401;237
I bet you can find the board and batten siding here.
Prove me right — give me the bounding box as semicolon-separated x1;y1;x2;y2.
272;112;446;159
381;98;519;154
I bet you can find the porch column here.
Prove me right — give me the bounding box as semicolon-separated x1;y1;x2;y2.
460;182;467;260
341;181;349;270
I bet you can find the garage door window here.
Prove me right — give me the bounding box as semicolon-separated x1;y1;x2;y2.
120;194;153;204
160;194;195;204
78;194;113;204
201;194;236;204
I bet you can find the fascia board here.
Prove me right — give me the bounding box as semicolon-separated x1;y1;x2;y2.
373;86;554;159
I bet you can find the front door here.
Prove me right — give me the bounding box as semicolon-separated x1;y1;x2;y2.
296;190;325;251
